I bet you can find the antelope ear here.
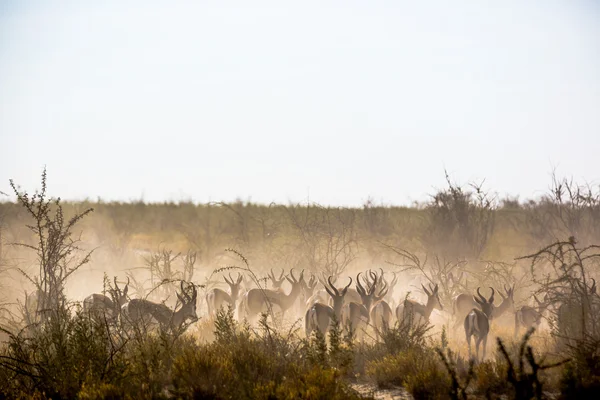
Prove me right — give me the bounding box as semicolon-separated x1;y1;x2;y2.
473;296;483;305
123;286;128;296
177;293;184;303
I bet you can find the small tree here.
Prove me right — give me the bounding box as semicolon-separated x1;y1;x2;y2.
10;168;93;323
422;171;496;260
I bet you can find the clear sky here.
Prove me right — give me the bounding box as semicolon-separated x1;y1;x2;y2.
1;0;599;206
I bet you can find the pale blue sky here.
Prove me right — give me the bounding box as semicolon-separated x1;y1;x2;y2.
1;1;599;206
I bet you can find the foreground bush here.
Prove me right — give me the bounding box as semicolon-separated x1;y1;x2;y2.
0;308;366;399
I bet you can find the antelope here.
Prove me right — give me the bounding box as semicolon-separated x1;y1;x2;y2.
206;273;244;316
397;283;443;328
83;277;130;319
267;268;286;290
369;269;395;332
452;284;514;328
305;276;352;337
239;269;304;323
465;287;495;361
341;271;388;339
121;281;198;331
306;276;361;309
514;294;549;338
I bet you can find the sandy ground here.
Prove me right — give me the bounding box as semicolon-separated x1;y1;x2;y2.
351;383;413;400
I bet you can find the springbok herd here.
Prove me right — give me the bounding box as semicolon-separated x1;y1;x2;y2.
78;267;596;362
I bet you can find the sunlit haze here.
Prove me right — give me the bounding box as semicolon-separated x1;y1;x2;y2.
1;0;599;206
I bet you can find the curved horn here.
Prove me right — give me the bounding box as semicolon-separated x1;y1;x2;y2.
278;268;285;280
114;276;120;293
477;287;486;303
369;270;378;294
289;268;297;283
341;277;353;295
356;272;366;295
488;287;495;304
391;272;398;286
327;276;340;297
236;272;243;284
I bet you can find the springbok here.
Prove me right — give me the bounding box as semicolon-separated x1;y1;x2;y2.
305;276;352;337
206;273;244;316
514;294;549;337
465;287;495;361
341;272;388;339
239;269;304;323
452;284;514;328
83;277;130;318
369;269;395;332
397;283;443;327
121;281;198;331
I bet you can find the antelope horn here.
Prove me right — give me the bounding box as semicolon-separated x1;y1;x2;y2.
236;272;243;284
477;287;486;303
356;272;366;295
342;277;353;295
278;268;285;280
126;276;130;286
114;277;120;293
498;287;506;300
369;271;378;294
180;281;188;300
488;287;495;304
327;276;340;296
422;284;431;296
